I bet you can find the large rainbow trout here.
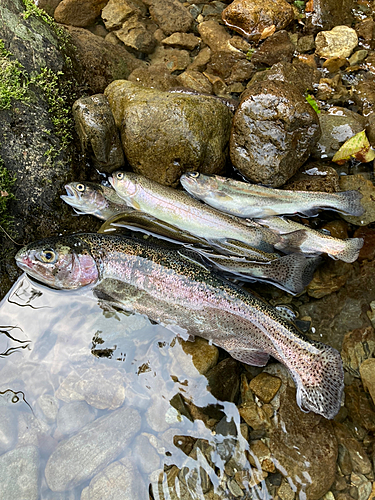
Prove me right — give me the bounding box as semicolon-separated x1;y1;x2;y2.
15;233;344;419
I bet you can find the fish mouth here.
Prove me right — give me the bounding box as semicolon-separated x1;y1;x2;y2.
61;185;82;208
15;251;34;271
64;184;76;197
108;177;115;188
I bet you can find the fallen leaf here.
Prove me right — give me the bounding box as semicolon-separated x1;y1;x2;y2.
305;0;314;11
1;191;8;197
332;130;375;165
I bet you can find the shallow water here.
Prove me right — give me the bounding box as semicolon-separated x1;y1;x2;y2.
0;274;280;499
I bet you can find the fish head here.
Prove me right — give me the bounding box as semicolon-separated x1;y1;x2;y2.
109;171;140;203
15;236;99;289
180;171;219;198
60;182;107;215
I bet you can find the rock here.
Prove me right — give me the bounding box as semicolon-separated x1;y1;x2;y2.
65;26;145;94
238;398;272;431
221;0;294;39
101;0;147;31
54;0;108;27
180;337;219;375
230;80;320;187
354;79;375;117
297;35;315;53
334;423;372;475
360;358;375;406
128;64;179;91
315;26;358;59
72;94;124;173
146;396;176;432
132;434;160;474
284;162;340;192
322;56;347;73
311;106;366;160
149;0;194;36
249;372;282;403
45;406;141;491
56;401;97;436
36;394;59;424
226;59;255;84
150;46;191;72
368;301;375;327
339;175;375;226
351;473;372;500
80;457;148;499
305;0;354;34
345;380;375;433
162;33;200;51
55;365;126;410
176;70;213;94
277;480;295;500
37;0;62;17
0;446;40;500
114;13;157;54
341;327;375;377
206;51;247;80
188;46;212;72
0;407;18;454
349;50;368;66
104;80;232;186
197;20;232;53
249;440;276;473
321;220;348;239
205;358;240;401
307;261;352;299
251;31;295;66
354;227;375;261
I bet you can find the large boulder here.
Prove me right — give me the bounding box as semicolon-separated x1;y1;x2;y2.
230;80;321;187
104;80;233;186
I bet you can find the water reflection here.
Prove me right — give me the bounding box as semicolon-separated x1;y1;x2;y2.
0;274;272;499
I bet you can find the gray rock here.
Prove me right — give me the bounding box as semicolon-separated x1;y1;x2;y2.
45;406;141;491
149;0;194;36
81;457;148;500
230;80;320;187
56;401;97;436
315;26;358;59
297;35;315;53
73;94;125;173
101;0;147;31
104;80;233;186
133;434;161;474
0;407;18;454
0;446;40;500
312;106;366;160
36;394;60;424
42;490;79;500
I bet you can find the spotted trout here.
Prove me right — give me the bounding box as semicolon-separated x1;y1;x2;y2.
15;233;344;419
180;172;364;218
109;172;308;254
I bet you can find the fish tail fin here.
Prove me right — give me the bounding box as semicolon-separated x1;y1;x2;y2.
292;340;344;419
274;229;308;253
333;237;364;263
262;254;321;294
335;190;364;216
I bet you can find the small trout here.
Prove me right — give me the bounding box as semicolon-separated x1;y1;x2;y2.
255;217;364;263
109;172;307;253
61;182;132;220
15;233;344;419
180;172;364;218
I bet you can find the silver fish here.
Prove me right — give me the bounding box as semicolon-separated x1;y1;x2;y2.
109;172;308;254
15;233;344;419
255;217;364;263
180;172;364;218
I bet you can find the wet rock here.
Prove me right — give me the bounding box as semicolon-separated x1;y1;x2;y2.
197;20;232;52
176;70;213;94
66;26;145;94
251;31;295;66
277;480;295;500
316;75;349;105
368;301;375;327
80;457;147;499
238;394;272;431
345;380;375;433
55;365;126;410
188;46;212;72
72;94;124;173
307;260;352;299
133;434;160;474
36;394;59;424
322;220;348;240
149;0;193;36
54;0;107;27
339;175;375;226
128;64;179;91
45;406;140;491
104;80;232;186
311;107;366;160
101;0;147;31
304;0;354;34
349;50;368;66
0;446;39;500
221;0;294;39
353;79;375;117
180;337;219;375
205;358;240;401
162;32;200;51
334;423;372;475
297;35;315;53
206;51;247;81
360;358;375;406
230;80;320;187
0;407;18;454
114;13;157;53
249;440;276;473
341;327;375;377
146;396;174;433
226;59;255;84
56;401;97;436
284;162;340;192
249;372;282;403
269;387;338;500
322;56;347;73
351;473;372;500
37;0;62;17
150;46;191;72
315;26;358;59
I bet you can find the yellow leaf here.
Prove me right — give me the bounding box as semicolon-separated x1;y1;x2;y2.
332;130;375;165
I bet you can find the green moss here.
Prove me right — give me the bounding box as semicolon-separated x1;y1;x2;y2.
0;40;30;109
0;155;16;232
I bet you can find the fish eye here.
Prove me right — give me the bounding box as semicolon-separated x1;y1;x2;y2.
76;183;85;192
116;172;124;180
188;172;200;178
38;249;57;263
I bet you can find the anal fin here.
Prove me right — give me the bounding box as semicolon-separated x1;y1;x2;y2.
228;348;270;367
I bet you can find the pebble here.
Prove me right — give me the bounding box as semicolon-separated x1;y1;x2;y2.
197;20;232;52
297;34;315;53
341;326;375;377
0;406;18;454
360;358;375;406
334;423;372;475
277;479;295;500
132;433;161;474
339;174;375;226
179;337;219;375
54;0;107;27
45;407;141;491
351;473;372;500
249;439;275;473
349;50;368;66
249;372;282;403
0;445;40;500
114;14;157;54
149;0;194;36
150;46;191;72
36;394;59;424
315;26;358;59
56;401;97;436
162;32;200;50
101;0;147;31
176;69;213;93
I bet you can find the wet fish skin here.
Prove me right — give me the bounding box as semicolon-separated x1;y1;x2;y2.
109;172;308;254
256;216;364;263
15;233;344;419
61;182;132;220
180;172;364;218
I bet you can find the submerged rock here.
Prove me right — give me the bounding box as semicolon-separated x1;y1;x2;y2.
230;80;320;187
104;80;233;186
315;26;358;59
0;446;40;500
341;326;375;377
148;0;194;36
339;174;375;226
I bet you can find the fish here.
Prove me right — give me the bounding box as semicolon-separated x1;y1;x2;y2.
109;172;308;254
180;172;365;218
255;217;364;263
15;233;344;419
61;182;132;220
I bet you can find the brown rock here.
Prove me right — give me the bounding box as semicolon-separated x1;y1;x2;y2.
238;401;272;430
249;372;282;403
180;337;219;375
206;51;246;80
322;56;347;73
339;174;375;226
128;64;179;91
162;32;200;51
251;30;294;66
197;20;232;52
304;0;354;34
101;0;146;31
333;423;372;475
65;26;145;93
345;380;375;432
321;220;348;240
341;326;375;377
354;79;375;117
226;59;255;84
37;0;62;17
205;358;240;402
284;163;340;193
249;440;276;473
114;13;157;54
307;260;352;299
150;46;191;72
222;0;294;39
176;70;213;94
360;358;375;406
354;227;375;261
54;0;108;27
188;46;211;72
149;0;193;36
